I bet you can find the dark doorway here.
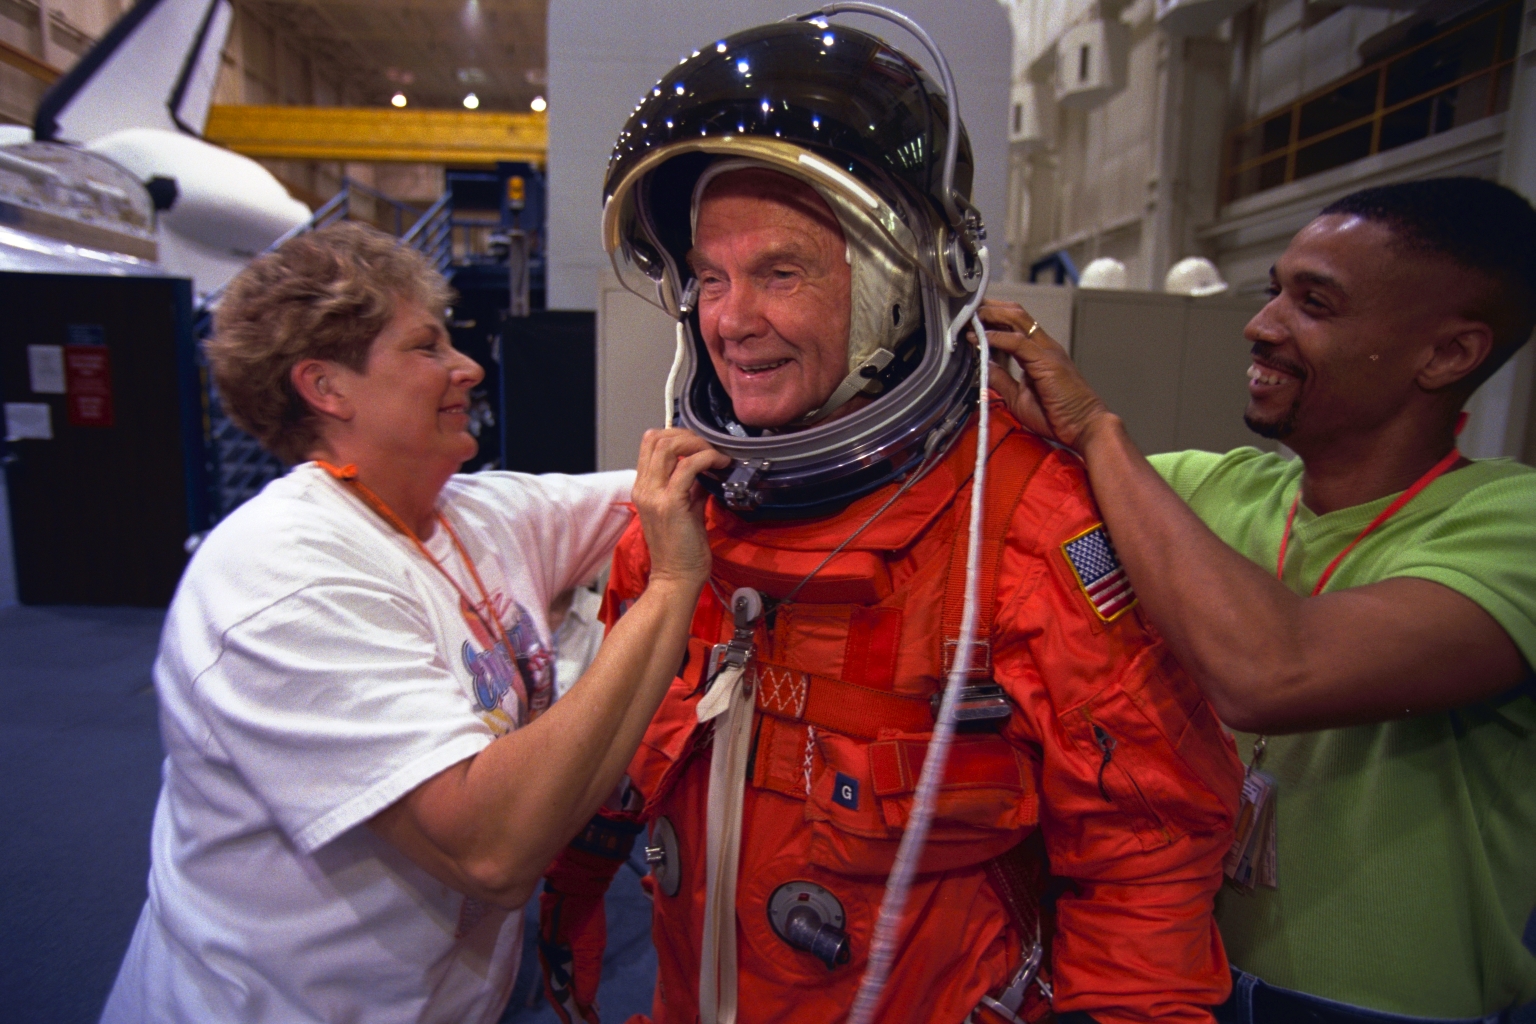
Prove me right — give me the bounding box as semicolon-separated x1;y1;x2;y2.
499;312;595;476
1;273;199;606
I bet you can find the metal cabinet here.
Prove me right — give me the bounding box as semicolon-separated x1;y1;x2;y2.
1;272;200;606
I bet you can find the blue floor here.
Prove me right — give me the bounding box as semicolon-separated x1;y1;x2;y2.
0;603;656;1024
502;858;659;1024
0;605;167;1024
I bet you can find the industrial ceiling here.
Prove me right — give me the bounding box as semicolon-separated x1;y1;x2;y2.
241;0;547;113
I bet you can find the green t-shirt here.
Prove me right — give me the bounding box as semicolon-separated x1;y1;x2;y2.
1150;447;1536;1016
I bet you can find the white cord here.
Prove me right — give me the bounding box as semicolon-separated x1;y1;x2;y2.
848;246;992;1024
664;319;687;428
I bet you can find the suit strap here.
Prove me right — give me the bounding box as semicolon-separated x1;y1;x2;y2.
976;834;1055;1023
941;423;1052;677
750;659;933;740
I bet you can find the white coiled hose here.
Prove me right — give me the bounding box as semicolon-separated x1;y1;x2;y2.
847;245;993;1024
664;319;688;429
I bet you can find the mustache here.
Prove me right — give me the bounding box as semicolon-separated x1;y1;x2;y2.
1250;344;1306;380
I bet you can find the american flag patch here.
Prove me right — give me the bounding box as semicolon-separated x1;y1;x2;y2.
1062;525;1137;622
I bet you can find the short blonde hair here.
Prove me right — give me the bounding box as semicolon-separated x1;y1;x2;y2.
207;222;454;464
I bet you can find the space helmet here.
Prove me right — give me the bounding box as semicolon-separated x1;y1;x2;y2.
602;5;989;518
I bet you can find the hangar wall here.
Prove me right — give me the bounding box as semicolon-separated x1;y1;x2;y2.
998;0;1535;463
0;0;124;124
544;0;1013;312
210;4;376;207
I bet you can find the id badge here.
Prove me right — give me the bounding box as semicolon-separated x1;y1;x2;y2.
1224;737;1278;893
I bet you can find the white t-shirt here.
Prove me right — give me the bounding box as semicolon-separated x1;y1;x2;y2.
552;580;606;699
101;464;635;1024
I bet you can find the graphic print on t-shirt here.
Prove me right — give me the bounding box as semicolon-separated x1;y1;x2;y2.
458;592;553;733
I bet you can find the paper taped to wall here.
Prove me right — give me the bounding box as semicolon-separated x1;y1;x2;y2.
5;402;53;441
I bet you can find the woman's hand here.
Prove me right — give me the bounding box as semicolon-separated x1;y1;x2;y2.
633;428;731;587
973;300;1115;452
373;429;729;909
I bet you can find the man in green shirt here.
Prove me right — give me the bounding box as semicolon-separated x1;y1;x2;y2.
978;177;1536;1023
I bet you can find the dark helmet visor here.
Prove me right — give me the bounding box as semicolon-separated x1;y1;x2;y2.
604;21;972;227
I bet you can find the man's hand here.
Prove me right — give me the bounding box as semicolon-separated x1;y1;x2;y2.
974;300;1113;451
971;301;1530;734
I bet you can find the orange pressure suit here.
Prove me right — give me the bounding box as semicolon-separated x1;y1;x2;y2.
541;404;1244;1024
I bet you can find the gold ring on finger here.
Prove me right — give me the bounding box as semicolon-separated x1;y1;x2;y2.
1025;320;1041;337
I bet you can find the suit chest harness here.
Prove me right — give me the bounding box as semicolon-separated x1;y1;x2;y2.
643;419;1059;1024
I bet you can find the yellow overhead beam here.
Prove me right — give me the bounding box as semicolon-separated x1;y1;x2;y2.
203;105;546;167
0;38;62;83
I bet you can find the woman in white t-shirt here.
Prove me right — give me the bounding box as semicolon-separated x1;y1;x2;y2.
101;223;727;1024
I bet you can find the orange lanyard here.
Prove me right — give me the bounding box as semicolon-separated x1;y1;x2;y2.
1276;446;1461;596
316;461;513;656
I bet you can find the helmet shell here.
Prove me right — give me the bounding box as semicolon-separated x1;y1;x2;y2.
601;17;983;519
604;19;974;316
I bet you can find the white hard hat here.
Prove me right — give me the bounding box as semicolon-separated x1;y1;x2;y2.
1164;256;1228;297
1079;257;1128;290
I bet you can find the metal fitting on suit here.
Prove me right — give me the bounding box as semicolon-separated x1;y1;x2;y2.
767;881;851;970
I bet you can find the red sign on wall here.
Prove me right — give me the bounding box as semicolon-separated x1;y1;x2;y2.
64;345;114;427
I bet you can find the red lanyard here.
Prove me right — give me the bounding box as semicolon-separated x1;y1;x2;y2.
316;461;513;656
1276;446;1462;596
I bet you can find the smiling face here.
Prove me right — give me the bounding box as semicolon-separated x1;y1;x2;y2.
689;169;852;429
1242;213;1484;450
335;296;485;473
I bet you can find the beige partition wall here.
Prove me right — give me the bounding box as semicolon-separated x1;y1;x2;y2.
595;274;677;472
982;281;1075;355
595;280;1271;470
1071;289;1272;456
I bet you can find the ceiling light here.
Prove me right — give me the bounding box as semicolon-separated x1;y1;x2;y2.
390;92;407;108
530;95;546;112
462;92;480;110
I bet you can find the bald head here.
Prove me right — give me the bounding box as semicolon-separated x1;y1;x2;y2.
696;167;843;243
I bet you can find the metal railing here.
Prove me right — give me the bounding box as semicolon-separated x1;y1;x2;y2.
400;199;508;272
345;178;430;238
1222;0;1520;204
401;192;453;272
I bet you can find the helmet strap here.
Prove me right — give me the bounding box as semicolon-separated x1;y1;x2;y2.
796;348;895;425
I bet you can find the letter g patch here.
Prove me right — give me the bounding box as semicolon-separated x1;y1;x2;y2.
833;772;860;810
